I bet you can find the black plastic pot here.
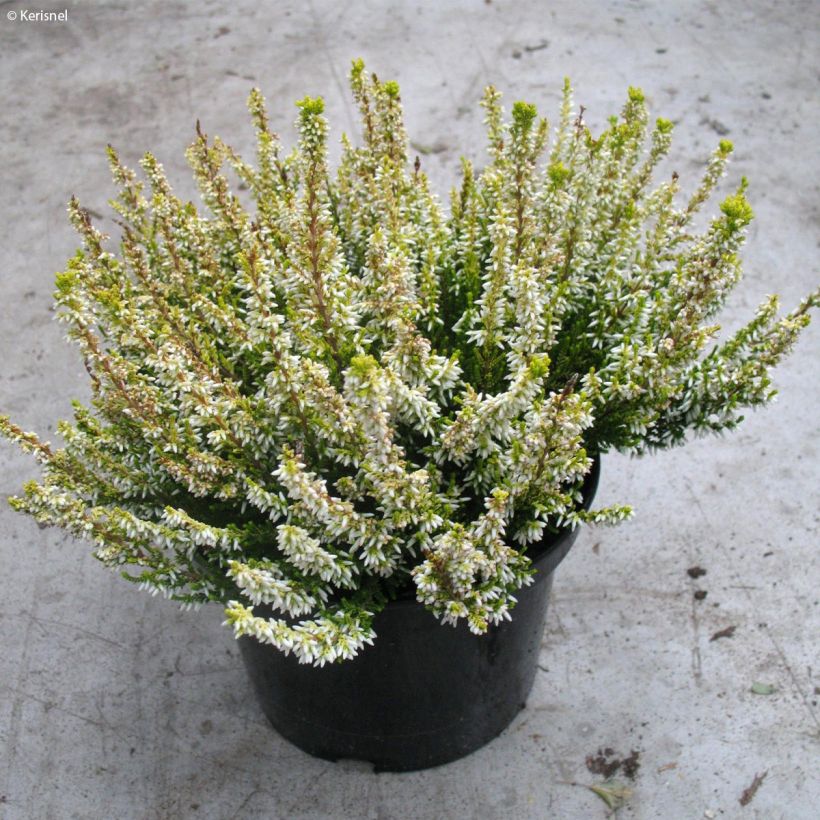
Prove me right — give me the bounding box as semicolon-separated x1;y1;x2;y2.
239;458;600;772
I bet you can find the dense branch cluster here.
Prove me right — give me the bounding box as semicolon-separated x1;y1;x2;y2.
2;62;816;665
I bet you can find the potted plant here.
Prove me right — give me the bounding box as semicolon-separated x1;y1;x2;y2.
1;60;816;771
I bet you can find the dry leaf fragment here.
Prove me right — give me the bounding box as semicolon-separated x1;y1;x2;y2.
710;625;737;641
739;770;768;806
587;780;633;811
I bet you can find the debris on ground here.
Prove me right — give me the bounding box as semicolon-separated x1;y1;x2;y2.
710;625;737;642
750;682;776;695
586;747;620;779
694;590;708;600
687;566;707;578
562;778;634;813
621;750;641;780
586;748;641;781
657;762;678;773
588;780;632;811
739;770;768;806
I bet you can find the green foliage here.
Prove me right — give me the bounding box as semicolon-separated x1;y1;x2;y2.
720;190;754;228
512;100;538;128
1;62;817;664
296;95;325;116
655;117;674;134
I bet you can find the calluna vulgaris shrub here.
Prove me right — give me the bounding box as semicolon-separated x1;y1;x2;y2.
2;61;817;665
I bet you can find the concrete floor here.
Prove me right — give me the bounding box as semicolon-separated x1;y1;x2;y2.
1;1;818;818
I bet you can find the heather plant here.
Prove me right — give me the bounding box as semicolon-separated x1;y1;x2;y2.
2;61;817;666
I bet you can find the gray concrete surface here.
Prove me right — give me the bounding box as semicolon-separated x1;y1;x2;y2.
1;1;818;818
